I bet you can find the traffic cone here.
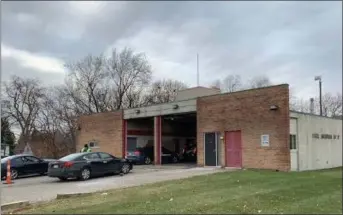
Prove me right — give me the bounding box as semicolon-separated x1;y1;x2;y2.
3;160;13;184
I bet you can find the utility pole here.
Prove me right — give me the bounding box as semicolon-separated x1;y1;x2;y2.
197;53;199;86
314;76;322;116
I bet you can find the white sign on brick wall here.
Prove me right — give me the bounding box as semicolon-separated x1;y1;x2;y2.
261;134;270;147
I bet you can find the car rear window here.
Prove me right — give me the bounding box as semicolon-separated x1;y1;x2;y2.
83;153;100;160
59;153;81;161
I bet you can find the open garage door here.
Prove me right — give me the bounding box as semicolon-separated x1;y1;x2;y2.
124;113;197;167
125;117;155;165
161;113;197;165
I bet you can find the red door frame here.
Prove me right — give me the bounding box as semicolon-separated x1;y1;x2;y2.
225;130;242;168
122;119;127;158
154;116;162;165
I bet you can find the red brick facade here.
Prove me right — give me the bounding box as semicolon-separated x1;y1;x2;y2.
76;111;124;157
76;85;290;171
197;84;290;171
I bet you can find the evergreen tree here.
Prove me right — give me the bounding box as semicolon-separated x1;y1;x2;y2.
1;117;16;155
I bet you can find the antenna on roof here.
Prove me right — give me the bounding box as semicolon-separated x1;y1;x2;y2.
197;53;199;87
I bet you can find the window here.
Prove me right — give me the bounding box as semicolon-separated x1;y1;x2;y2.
290;135;297;150
98;152;113;160
23;156;40;163
261;134;270;147
12;157;24;165
83;153;100;160
88;141;99;148
60;153;82;161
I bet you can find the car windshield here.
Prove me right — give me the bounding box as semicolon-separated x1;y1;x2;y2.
59;153;81;161
1;155;17;163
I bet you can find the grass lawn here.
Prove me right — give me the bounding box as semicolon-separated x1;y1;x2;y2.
11;168;342;214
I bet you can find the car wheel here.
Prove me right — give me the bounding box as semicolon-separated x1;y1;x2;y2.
144;157;151;165
58;177;68;181
10;169;19;180
80;168;91;181
121;163;130;174
172;156;179;163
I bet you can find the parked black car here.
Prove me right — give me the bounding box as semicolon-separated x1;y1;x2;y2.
48;152;133;181
1;154;55;180
126;146;179;165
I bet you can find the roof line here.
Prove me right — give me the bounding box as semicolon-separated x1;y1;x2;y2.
79;84;290;117
290;110;342;120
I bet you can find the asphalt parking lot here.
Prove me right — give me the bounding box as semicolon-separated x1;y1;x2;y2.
1;164;223;205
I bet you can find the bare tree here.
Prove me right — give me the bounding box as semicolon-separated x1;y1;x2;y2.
321;92;342;117
248;75;272;89
65;54;111;114
212;74;242;93
124;87;145;109
143;79;188;105
290;98;312;113
105;47;152;109
1;76;45;143
36;91;75;157
290;92;342;117
36;94;59;133
51;85;81;147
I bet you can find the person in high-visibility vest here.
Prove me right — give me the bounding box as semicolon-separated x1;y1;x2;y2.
80;144;91;153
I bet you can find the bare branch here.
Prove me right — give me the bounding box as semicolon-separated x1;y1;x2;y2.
248;75;272;89
65;55;108;114
142;79;188;105
290;91;342;117
105;47;152;109
1;76;44;143
212;74;242;93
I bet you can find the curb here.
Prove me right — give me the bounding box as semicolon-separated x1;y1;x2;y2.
1;201;30;211
56;192;94;199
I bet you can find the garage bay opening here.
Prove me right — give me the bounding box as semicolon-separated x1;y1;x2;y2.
125;112;197;166
126;117;155;165
161;112;197;166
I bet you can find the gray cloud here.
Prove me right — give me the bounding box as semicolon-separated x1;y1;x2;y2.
1;57;65;87
1;1;342;99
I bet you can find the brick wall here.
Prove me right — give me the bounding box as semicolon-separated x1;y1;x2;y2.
197;84;290;171
76;111;123;157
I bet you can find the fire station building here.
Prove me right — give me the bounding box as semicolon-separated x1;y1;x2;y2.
76;84;342;171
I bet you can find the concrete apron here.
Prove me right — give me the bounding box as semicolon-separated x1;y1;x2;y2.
135;163;198;170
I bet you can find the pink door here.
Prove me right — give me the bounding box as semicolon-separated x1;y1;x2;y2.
225;131;242;168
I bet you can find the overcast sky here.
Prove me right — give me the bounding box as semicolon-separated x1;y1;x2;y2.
1;1;342;99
